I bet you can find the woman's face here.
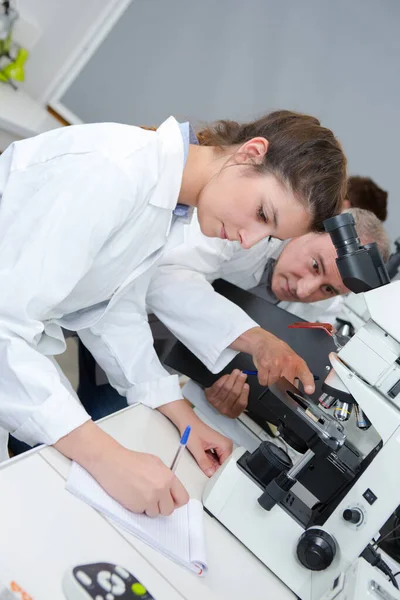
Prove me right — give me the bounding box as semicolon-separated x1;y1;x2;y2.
196;164;312;248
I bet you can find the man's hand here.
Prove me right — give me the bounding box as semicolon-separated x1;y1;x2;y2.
158;399;233;477
205;370;249;418
231;327;315;394
54;420;189;517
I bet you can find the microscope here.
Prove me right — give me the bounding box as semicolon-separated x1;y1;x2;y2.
334;235;400;339
203;213;400;599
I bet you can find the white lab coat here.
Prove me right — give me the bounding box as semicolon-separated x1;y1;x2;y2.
0;116;188;450
146;215;283;371
279;296;344;325
146;213;342;370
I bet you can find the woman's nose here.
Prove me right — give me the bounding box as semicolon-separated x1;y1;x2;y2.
239;227;269;250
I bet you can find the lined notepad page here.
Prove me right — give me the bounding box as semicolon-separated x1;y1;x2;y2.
66;462;207;575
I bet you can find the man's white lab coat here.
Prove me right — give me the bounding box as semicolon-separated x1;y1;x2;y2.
0;116;192;452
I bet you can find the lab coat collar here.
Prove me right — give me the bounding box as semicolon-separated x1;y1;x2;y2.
148;116;186;212
175;204;194;225
269;237;288;260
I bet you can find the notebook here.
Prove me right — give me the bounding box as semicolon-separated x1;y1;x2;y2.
66;462;208;575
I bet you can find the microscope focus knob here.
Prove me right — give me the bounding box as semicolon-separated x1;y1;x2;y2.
343;508;363;524
296;529;336;571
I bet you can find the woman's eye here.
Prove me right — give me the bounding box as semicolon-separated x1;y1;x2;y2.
258;206;268;223
312;259;319;273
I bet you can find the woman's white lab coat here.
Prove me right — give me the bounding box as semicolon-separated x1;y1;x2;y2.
0;116;189;450
146;214;283;371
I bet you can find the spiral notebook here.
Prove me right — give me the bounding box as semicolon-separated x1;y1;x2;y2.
66;462;208;575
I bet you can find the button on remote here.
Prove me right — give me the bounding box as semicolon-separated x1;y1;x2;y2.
97;571;112;592
114;566;130;580
132;583;148;597
110;573;125;596
76;570;92;586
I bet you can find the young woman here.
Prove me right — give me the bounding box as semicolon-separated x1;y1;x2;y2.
0;110;346;516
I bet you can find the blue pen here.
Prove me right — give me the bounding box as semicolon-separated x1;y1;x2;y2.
242;370;319;381
170;426;191;473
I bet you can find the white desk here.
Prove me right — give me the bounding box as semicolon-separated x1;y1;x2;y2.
39;404;296;600
0;85;60;150
0;451;184;600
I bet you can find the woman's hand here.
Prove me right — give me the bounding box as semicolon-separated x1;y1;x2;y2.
158;399;233;476
54;420;189;516
185;417;233;477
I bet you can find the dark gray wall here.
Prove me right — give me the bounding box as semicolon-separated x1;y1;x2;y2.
61;0;400;240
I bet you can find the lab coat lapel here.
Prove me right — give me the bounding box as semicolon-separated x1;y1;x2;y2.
148;117;184;224
107;117;187;304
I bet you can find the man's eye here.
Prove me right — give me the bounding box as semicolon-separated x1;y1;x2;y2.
312;259;319;273
322;285;336;296
258;205;268;223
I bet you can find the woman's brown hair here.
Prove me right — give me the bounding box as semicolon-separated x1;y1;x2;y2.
143;110;347;231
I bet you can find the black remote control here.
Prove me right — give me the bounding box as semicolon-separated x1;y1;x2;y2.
63;562;155;600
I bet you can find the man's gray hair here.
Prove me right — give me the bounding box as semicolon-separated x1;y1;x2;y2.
343;207;391;262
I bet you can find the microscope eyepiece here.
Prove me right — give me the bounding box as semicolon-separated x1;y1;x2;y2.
324;213;360;257
323;212;390;292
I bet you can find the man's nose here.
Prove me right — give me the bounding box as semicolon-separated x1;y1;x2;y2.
239;227;268;250
296;277;320;300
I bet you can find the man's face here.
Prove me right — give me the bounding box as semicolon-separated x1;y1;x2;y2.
271;232;350;303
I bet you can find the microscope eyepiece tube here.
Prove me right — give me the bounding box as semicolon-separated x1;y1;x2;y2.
324;213;360;257
324;213;389;292
333;400;353;422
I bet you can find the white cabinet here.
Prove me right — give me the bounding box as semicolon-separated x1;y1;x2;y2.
0;128;22;150
0;85;61;151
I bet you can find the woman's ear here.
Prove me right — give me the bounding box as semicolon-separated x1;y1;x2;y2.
236;137;269;165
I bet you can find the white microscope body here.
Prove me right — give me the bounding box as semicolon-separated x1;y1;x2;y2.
203;278;400;599
320;557;400;600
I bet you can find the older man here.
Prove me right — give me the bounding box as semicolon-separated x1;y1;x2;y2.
74;207;389;424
